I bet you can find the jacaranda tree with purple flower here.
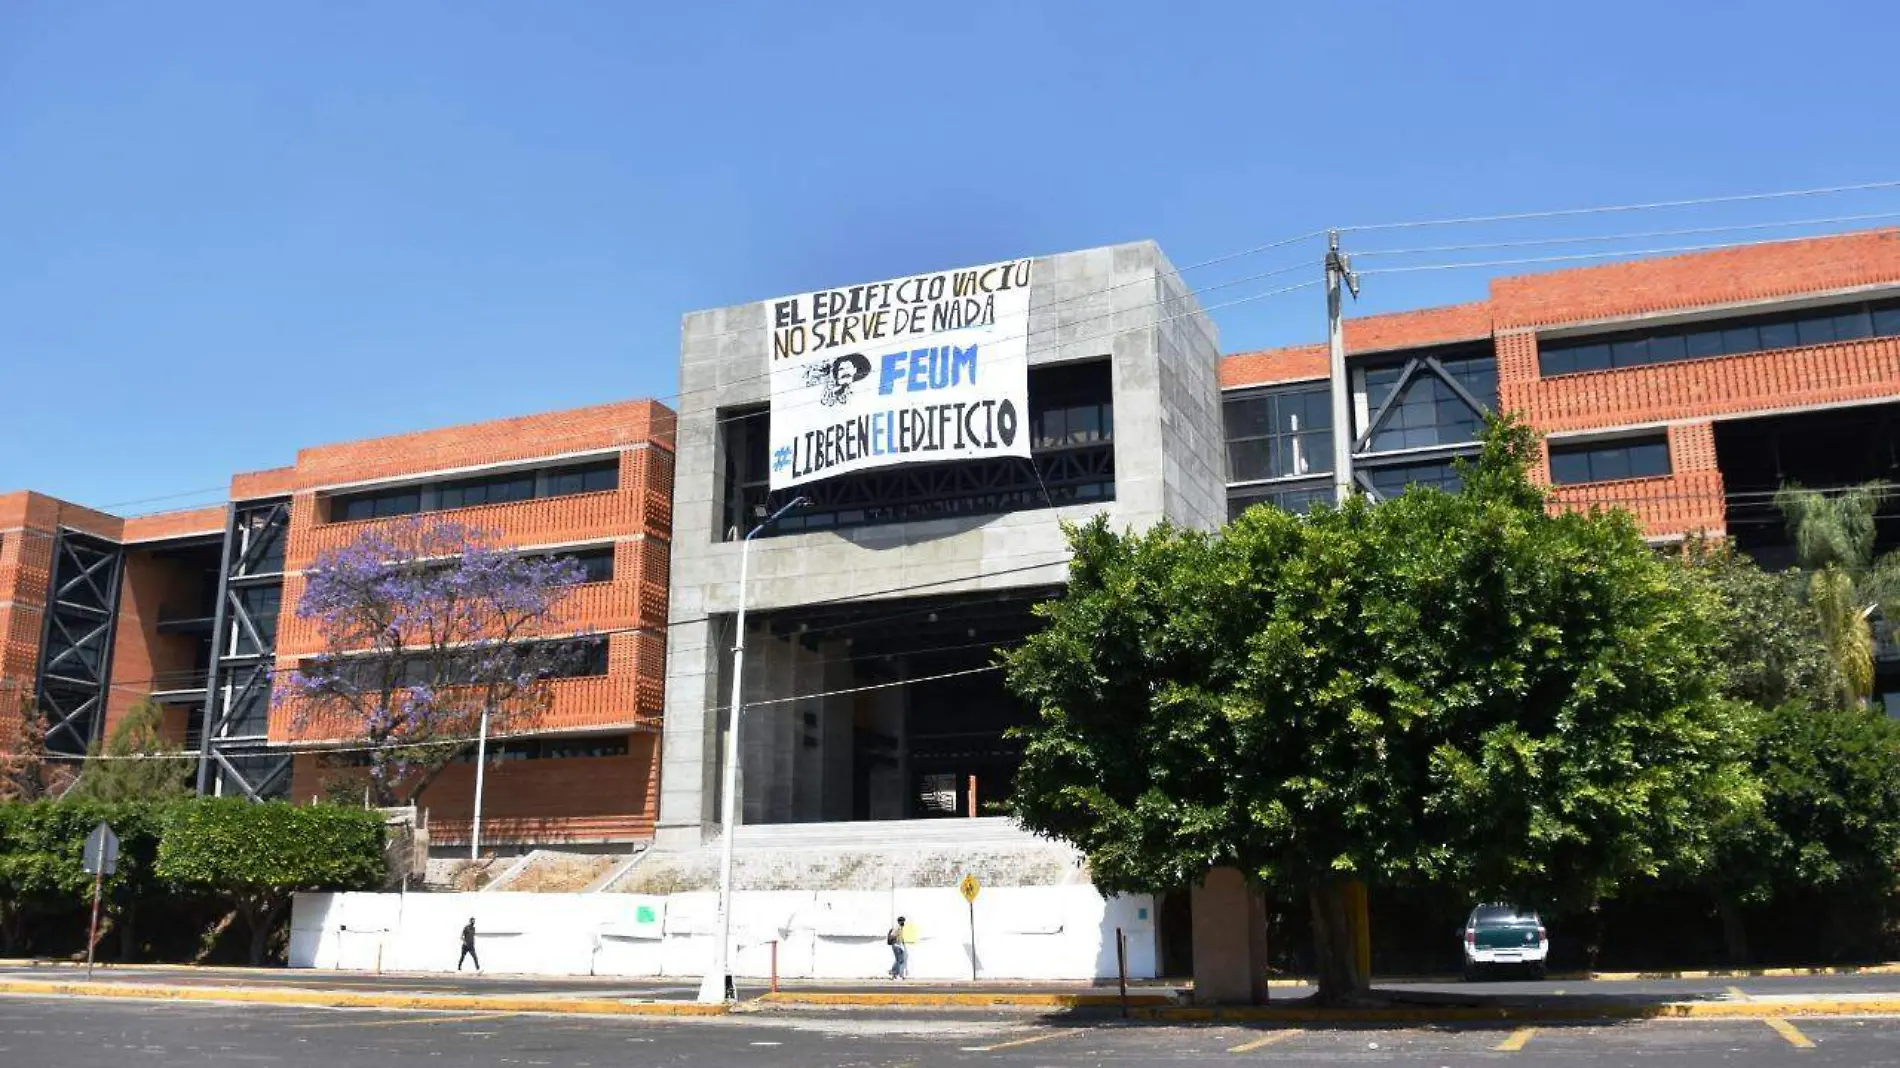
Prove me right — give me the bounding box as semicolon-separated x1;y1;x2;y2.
281;518;591;807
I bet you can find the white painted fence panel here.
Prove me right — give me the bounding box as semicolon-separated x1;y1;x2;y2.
289;885;1156;981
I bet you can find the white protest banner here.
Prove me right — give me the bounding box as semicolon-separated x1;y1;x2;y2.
767;258;1034;490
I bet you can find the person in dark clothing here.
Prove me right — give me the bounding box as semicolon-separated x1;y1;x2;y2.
458;917;481;972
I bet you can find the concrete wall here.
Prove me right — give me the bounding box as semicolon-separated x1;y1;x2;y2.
290;885;1158;981
659;242;1223;847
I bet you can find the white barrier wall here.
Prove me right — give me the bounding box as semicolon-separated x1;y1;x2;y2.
290;886;1157;981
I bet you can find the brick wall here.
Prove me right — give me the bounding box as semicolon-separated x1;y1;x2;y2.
259;399;675;844
288;732;660;845
1219;229;1900;541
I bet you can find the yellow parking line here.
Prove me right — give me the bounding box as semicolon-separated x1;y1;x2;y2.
1494;1027;1537;1051
978;1029;1078;1052
1227;1028;1301;1052
1764;1018;1815;1049
291;1012;517;1030
1726;985;1752;1001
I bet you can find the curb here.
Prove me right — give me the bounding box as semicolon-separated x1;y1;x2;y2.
1132;997;1900;1024
0;979;728;1017
756;990;1177;1009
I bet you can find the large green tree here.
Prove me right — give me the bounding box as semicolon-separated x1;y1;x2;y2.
1004;420;1750;1002
1679;539;1900;962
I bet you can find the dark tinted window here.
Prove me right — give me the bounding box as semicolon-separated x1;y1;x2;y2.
1364;460;1462;499
1548;435;1671;484
1223;385;1333;483
326;456;620;523
1474;905;1537;925
1540;296;1900;376
1228;481;1333;520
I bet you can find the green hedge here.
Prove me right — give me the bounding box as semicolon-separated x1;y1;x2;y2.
0;798;384;965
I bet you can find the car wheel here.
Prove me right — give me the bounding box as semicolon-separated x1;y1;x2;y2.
1527;963;1546;981
1462;962;1479;982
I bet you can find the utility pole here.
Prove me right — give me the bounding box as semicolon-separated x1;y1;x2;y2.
1325;230;1361;504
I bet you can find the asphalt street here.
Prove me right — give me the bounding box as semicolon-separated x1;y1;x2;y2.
6;962;1900;1005
4;995;1900;1067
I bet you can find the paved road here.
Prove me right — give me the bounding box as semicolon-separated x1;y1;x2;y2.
6;962;1900;1006
2;995;1899;1067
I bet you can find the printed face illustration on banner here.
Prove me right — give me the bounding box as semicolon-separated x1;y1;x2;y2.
767;258;1034;489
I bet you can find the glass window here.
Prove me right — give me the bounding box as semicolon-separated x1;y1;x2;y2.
1364;460;1462;499
1628;440;1671;477
1758;320;1798;351
581;461;618;492
1540;347;1576;377
1366;370;1486;452
1548;450;1591;485
1567;344;1611;373
1796;315;1835;346
1542;297;1900;377
1647;333;1688;363
1683;330;1724;359
1720;325;1759;355
1223;385;1334;482
1548;435;1672;485
1228;481;1331;520
1834;308;1873;341
1610;338;1649;368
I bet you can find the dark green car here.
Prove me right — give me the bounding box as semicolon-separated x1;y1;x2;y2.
1461;904;1548;979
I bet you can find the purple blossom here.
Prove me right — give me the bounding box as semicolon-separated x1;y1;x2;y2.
280;517;592;805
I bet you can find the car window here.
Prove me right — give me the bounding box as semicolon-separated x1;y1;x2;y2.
1474;905;1534;924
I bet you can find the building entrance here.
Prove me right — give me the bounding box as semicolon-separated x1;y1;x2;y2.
731;589;1056;825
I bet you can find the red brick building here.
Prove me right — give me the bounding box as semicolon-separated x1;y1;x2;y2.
9;228;1900;847
1220;227;1900;705
0;399;675;848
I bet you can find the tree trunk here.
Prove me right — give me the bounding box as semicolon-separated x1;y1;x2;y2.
117;904;137;963
1307;881;1371;1004
1717;896;1750;966
242;897;290;966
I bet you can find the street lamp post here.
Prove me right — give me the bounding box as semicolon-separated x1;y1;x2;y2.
698;495;807;1004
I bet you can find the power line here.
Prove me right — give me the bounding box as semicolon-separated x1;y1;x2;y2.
1355;235;1893;277
0;664;1013;763
1341;179;1900;234
1351;212;1900;259
15;269;1324;519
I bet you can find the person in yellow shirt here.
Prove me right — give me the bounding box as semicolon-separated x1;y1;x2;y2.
886;916;914;979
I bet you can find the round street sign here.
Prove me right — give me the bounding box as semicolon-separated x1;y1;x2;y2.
959;873;981;903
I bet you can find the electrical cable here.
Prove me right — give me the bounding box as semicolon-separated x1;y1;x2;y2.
1340;179;1900;233
1351;212;1900;259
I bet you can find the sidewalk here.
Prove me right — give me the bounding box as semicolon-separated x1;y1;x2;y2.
5;960;1900;1023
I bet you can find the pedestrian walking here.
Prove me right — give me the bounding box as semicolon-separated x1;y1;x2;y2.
887;915;912;980
458;917;482;973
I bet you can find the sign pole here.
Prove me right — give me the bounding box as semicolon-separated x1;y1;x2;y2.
958;873;981;982
81;821;118;981
85;871;103;980
967;897;976;982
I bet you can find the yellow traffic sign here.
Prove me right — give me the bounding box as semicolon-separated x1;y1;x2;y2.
959;873;981;903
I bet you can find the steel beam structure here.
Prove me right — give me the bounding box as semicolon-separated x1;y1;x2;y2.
34;530;124;757
195;498;292;799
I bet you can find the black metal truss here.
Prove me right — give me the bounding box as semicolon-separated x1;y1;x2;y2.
34;530;124;756
1351;352;1493;502
743;444;1116;536
196;499;293;800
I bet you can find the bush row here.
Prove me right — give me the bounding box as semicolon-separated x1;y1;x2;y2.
0;798;385;964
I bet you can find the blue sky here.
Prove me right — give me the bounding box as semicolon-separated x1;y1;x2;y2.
6;1;1900;511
